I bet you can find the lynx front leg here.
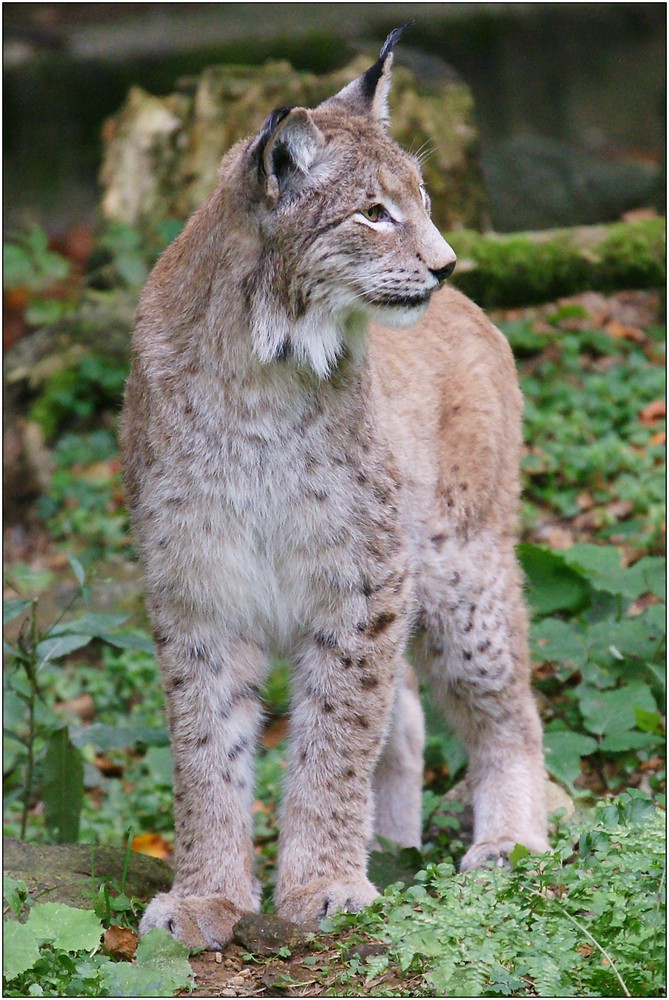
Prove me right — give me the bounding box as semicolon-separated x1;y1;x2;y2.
140;632;268;950
418;538;550;869
275;619;405;925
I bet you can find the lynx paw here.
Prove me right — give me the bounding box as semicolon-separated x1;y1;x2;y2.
140;892;244;951
277;877;379;926
460;835;551;872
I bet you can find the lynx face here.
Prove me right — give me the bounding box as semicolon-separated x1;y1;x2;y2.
239;84;456;374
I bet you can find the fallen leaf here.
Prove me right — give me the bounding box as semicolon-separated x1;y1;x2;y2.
639;400;666;425
577;944;594;958
95;755;124;778
261;717;289;749
103;924;138;961
606;500;634;521
132;832;173;858
605;320;647;344
55;693;95;721
541;526;575;549
649;431;666;446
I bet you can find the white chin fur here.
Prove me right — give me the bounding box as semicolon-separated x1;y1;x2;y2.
367;300;430;329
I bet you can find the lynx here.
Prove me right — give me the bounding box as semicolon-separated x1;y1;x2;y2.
121;26;550;951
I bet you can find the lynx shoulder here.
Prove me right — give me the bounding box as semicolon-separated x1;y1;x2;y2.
122;25;549;951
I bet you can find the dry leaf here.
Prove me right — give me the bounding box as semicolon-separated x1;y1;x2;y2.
261;717;290;749
542;526;575;549
605;320;647;344
55;693;96;721
649;430;666;446
606;500;634;521
103;924;138;961
639;400;666;425
132;832;173;858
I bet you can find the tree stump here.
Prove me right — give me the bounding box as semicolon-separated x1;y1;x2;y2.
99;56;488;233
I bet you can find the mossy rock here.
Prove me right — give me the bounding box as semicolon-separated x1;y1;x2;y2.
448;217;666;307
3;839;172;910
100;56;487;233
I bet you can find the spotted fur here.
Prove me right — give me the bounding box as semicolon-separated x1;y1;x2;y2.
122;28;549;949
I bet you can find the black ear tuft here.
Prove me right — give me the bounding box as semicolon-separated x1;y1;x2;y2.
360;21;414;99
380;21;415;60
256;106;294;180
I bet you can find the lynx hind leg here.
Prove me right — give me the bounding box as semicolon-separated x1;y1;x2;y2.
140;629;267;950
416;533;550;869
372;663;425;849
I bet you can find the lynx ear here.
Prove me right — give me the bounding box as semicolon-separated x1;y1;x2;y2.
323;22;413;127
253;106;325;201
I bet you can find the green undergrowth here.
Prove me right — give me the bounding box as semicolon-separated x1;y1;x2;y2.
503;306;666;552
3;881;192;998
326;793;666;998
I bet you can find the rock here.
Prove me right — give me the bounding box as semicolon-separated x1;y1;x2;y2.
483;135;660;232
100;57;487;234
3;839;172;910
232;913;307;957
345;942;387;962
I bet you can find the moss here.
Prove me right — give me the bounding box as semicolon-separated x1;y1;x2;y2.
447;218;666;308
597;217;666;290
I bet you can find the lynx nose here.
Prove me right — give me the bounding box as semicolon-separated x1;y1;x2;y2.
430;259;456;284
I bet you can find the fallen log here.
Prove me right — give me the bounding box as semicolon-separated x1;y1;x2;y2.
447;217;665;308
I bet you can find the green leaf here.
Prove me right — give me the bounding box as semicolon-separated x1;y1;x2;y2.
26;298;68;326
69;723;169;750
599;730;659;752
3;242;34;288
562;543;625;594
563;545;666;601
27;903;102;952
66;555;86;588
144;746;174;785
518;544;591;616
543;725;598;787
588;613;665;667
97;630;155;654
508;843;531;866
530;617;588;674
578;682;656;738
3;920;41;980
3;598;32;624
621;556;666;600
369;845;426;891
36;633;93;665
5;564;55;597
634;706;664;734
102;928;192;997
42;728;84;843
49;612;128;637
3;876;28;917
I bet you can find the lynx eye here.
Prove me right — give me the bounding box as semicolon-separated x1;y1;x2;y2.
360;204;389;223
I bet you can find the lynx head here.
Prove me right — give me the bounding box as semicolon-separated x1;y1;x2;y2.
236;24;456;377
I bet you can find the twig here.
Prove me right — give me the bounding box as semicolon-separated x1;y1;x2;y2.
534;889;631;997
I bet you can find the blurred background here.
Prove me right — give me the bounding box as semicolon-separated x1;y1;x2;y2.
4;1;666;234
